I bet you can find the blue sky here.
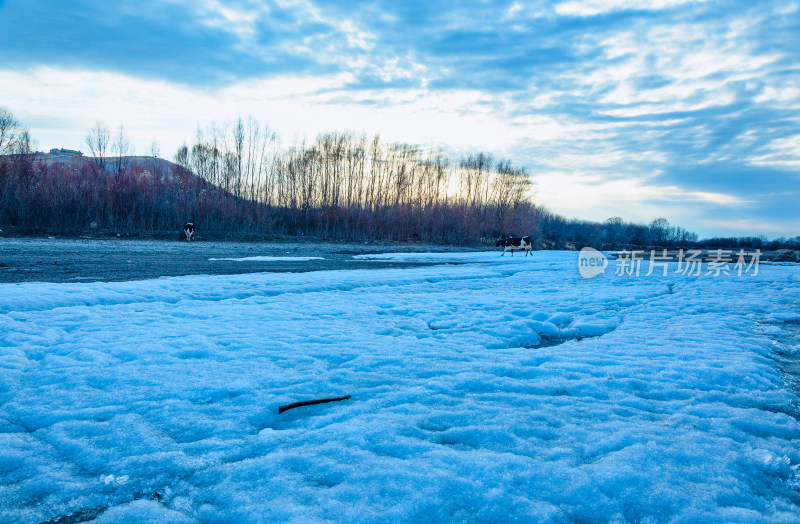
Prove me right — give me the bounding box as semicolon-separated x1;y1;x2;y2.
1;0;799;237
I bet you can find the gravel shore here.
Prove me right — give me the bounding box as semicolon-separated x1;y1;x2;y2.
0;237;484;283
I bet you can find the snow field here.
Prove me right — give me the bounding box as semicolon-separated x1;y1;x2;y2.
0;252;799;522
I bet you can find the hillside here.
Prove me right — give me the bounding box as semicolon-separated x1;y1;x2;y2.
37;149;183;175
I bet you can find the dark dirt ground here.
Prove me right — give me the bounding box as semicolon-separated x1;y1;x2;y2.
0;237;484;284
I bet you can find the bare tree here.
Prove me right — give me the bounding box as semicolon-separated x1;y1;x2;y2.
85;122;110;170
111;125;131;175
460;153;493;208
649;218;670;245
146;140;161;179
232;117;245;198
0;106;20;154
13;129;36;155
174;143;189;170
494;160;530;210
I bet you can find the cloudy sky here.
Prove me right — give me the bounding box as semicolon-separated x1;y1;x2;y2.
1;0;798;237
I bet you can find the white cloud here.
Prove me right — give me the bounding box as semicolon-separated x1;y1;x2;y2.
535;170;752;237
0;67;537;157
555;0;707;17
755;85;800;105
747;135;800;168
177;0;264;43
570;18;785;121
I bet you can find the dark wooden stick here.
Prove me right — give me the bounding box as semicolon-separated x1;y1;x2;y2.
278;395;351;414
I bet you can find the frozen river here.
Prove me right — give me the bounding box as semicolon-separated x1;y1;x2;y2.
1;250;799;522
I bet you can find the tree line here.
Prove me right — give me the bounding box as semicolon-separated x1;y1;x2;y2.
1;109;537;243
166;118;535;242
4;105;794;248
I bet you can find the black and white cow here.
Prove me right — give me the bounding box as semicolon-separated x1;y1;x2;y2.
496;236;532;256
183;223;195;241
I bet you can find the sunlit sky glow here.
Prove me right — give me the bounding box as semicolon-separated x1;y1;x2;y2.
1;0;799;237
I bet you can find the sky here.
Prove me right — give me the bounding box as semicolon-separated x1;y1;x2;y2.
0;0;798;238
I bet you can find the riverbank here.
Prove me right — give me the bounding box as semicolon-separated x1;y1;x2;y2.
0;237;485;284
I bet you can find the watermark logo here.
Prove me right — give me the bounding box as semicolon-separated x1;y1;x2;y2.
578;247;609;278
578;249;761;278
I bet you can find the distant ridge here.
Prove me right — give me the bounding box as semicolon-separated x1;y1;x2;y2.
33;150;180;174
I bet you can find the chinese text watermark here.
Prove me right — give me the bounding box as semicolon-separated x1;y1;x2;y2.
579;249;761;279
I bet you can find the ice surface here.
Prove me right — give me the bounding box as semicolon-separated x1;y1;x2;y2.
354;252;504;263
1;251;799;522
209;257;325;262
